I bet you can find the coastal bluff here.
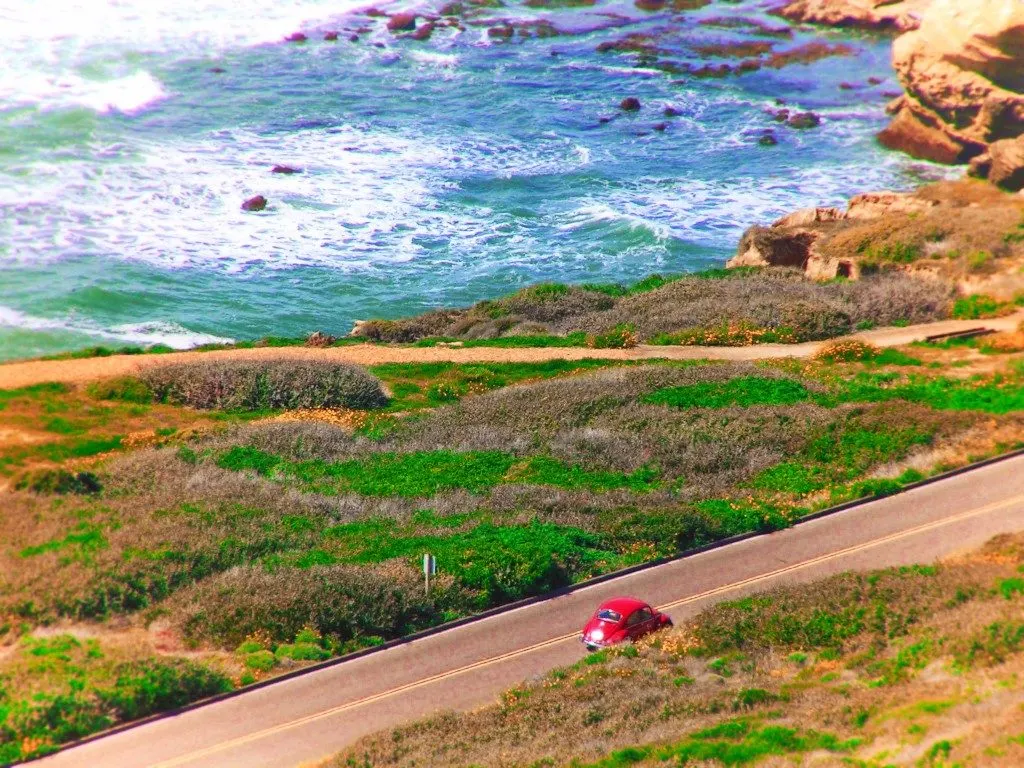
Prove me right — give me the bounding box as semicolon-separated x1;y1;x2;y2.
782;0;1024;190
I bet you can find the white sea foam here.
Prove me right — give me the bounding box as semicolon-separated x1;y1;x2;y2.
0;123;598;272
409;50;460;67
558;203;675;241
0;0;385;113
0;306;232;349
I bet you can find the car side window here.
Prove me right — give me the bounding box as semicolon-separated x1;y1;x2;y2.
628;608;653;626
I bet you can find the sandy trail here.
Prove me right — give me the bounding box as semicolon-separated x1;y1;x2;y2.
1;312;1021;390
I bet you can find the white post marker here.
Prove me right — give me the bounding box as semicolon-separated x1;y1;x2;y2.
423;553;436;595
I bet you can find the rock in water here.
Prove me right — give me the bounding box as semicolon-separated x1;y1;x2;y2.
242;195;268;212
387;12;417;32
285;32;308;43
324;31;340;41
787;112;821;129
271;165;300;175
880;0;1024;165
411;22;435;41
620;97;641;111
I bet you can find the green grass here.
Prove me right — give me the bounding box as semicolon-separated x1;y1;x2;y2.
20;522;109;559
259;516;623;605
0;636;232;764
36;436;124;463
642;376;812;409
585;719;858;767
753;426;933;495
644;370;1024;418
833;372;1024;415
369;359;631;410
216;447;662;498
952;294;1008;320
0;382;69;411
86;376;154;404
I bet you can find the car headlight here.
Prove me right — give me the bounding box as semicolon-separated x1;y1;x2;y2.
590;629;604;641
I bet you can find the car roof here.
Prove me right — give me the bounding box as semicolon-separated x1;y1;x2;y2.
598;596;649;614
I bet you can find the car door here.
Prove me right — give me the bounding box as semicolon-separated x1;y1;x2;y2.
625;606;655;639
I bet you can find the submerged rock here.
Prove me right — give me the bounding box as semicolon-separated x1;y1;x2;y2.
663;106;682;117
387;12;417;32
285;32;308;43
787;112;821;129
619;96;641;111
488;26;514;39
411;22;435;40
241;195;268;212
324;31;340;41
271;165;301;175
759;132;778;146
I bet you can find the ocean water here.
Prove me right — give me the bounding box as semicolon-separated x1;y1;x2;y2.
0;0;949;361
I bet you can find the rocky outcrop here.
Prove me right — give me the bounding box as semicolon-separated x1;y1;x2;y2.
982;135;1024;192
775;0;931;32
880;0;1024;177
729;180;1024;283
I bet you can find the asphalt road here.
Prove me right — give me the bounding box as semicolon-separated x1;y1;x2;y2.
33;453;1024;768
2;312;1022;390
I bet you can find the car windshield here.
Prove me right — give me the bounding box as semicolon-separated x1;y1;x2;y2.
596;609;622;622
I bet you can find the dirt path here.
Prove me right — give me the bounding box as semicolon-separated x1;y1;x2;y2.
1;312;1021;390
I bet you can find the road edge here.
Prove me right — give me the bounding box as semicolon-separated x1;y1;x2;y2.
24;445;1024;765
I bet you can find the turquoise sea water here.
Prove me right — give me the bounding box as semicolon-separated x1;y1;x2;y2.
0;0;949;361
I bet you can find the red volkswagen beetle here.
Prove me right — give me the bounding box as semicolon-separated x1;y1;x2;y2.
580;596;672;651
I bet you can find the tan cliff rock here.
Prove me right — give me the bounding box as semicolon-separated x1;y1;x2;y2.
878;0;1024;186
775;0;931;32
729;180;1024;292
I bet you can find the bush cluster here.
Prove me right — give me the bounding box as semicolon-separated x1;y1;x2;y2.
168;561;458;648
14;469;102;495
141;360;389;411
350;268;953;346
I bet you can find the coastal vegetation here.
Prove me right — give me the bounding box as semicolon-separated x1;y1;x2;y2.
326;533;1024;767
1;326;1023;761
352;267;954;345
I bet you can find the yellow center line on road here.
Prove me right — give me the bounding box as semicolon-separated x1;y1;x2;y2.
152;491;1024;768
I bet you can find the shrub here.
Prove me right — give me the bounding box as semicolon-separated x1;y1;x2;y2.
952;294;1009;320
14;469;102;495
96;658;232;721
348;269;951;345
587;324;638;349
274;642;330;662
86;376;153;404
244;650;277;672
168;562;453;647
141;360;389;411
813;340;880;363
